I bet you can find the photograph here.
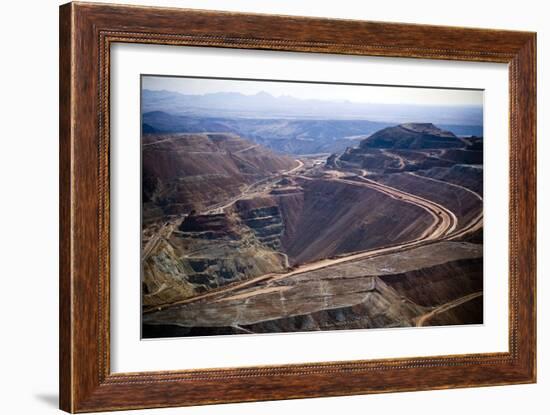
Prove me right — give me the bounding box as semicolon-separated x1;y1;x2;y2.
140;76;484;338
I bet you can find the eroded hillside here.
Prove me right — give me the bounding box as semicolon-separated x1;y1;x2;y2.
142;123;483;337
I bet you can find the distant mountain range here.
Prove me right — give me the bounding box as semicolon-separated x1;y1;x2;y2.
142;89;483;125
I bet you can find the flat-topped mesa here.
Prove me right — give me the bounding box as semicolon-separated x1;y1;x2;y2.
359;123;464;150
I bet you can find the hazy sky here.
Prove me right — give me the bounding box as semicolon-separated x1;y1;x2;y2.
142;76;483;107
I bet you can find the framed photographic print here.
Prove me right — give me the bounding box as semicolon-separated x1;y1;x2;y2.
59;2;536;412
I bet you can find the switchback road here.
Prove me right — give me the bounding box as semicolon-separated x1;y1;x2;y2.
144;171;467;313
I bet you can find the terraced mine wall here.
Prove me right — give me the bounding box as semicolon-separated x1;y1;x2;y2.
277;178;434;265
142;175;442;307
415;164;483;194
142;211;288;307
142;133;296;222
142;242;483;337
141;124;484;337
374;172;482;231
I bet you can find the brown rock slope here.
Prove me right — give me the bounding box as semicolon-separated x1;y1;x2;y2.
276;178;434;264
142;132;297;222
224;175;436;267
142;124;484;336
142;211;288;308
337;123;482;174
142;174;437;307
142;241;482;337
142;133;297;306
415;164;483;194
358;123;463;150
374;172;482;232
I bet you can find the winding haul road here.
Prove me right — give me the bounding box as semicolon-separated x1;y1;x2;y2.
144;160;483;314
406;172;483;240
205;159;304;214
141;159;304;261
415;291;483;327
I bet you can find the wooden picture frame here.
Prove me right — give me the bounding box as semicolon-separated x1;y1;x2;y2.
59;2;536;412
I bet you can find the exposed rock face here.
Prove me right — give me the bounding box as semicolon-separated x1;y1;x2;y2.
142;132;296;223
142;133;298;306
325;153;338;168
340;147;455;173
142;242;483;336
144;274;423;335
179;213;240;239
359;123;463;150
142;123;483;338
142;211;287;307
379;257;483;307
337;123;482;176
416;164;483;194
142;171;452;307
235;199;285;250
425;295;483;326
375;172;482;231
278;178;433;265
142;238;197;307
234;278;425;333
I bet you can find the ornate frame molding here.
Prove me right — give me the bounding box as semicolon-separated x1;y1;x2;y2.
60;2;536;412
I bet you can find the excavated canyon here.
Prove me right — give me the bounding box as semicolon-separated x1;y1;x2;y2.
141;123;484;337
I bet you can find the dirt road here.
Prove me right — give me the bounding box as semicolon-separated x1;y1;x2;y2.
406;172;483;240
142;155;483;315
415;291;483;327
336;176;458;239
381;149;406;169
204;159;303;214
143;172;462;313
142;158;303;260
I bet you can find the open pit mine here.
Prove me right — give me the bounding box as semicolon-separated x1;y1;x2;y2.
141;123;483;337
